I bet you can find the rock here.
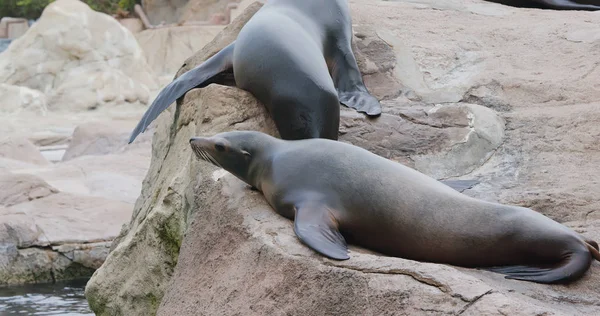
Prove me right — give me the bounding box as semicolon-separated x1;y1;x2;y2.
141;0;232;25
0;84;48;114
135;25;224;76
0;172;58;207
0;241;110;286
0;17;29;39
0;136;49;166
16;150;151;204
28;130;72;147
0;191;131;286
141;0;189;25
1;192;132;246
87;1;600;315
62;121;151;161
178;0;234;23
0;0;158;112
0;158;41;171
119;18;144;34
230;0;266;20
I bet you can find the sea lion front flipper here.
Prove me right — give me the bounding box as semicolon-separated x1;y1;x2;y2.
329;46;382;117
293;201;349;260
128;41;237;143
439;179;480;193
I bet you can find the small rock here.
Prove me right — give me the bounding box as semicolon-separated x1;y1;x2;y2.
0;172;58;207
0;136;49;166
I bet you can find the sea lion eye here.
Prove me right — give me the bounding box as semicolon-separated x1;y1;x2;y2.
215;143;226;152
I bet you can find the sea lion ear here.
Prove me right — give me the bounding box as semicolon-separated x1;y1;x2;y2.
241;150;251;157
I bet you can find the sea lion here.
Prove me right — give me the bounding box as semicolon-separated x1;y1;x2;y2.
486;0;600;10
189;130;600;284
128;0;381;143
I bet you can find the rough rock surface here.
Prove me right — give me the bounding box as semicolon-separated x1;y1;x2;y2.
178;0;233;23
0;192;132;286
0;137;49;166
0;0;158;112
0;173;58;207
0;84;47;115
119;18;144;34
87;0;600;315
0;0;158;287
62;121;151;161
141;0;189;24
135;25;224;77
141;0;231;25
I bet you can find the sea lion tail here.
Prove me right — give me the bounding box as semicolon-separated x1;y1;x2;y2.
128;42;237;144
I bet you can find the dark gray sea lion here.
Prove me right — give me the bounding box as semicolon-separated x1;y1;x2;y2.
128;0;382;143
486;0;600;10
189;130;600;284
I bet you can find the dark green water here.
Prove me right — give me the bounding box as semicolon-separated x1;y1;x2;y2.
0;278;92;316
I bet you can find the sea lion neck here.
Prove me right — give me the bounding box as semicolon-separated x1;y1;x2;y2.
246;137;282;190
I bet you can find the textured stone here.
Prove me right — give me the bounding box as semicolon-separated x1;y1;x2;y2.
135;25;224;76
0;0;158;112
0;136;49;166
0;84;48;114
0;172;58;207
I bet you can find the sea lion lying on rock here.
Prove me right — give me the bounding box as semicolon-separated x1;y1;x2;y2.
190;130;600;284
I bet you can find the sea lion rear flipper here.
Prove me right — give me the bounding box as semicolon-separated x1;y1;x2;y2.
128;41;237;143
329;46;382;117
439;179;479;193
293;201;349;260
483;248;593;284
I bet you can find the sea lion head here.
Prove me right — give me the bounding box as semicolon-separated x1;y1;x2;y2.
189;131;277;186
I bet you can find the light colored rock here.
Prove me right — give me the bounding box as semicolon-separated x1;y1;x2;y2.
0;0;158;112
0;190;130;286
87;1;600;315
140;0;232;25
62;121;150;161
0;158;40;171
0;241;110;286
0;84;48;114
230;0;266;20
2;192;132;246
15;151;151;204
28;130;72;147
0;17;29;39
178;0;233;23
0;172;58;207
119;18;144;34
141;0;189;25
135;25;224;76
0;136;49;166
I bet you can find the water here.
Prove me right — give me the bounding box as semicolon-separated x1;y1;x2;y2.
0;279;92;316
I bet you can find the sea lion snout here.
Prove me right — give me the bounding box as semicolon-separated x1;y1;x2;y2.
189;137;208;146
